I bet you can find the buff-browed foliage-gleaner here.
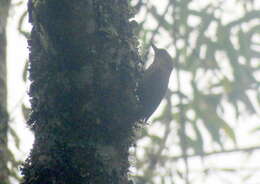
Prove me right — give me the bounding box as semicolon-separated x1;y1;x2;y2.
138;44;174;122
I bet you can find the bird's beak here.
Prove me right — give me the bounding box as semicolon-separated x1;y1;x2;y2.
151;43;159;53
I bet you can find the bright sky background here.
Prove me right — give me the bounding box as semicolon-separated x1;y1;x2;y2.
7;0;33;160
6;0;260;183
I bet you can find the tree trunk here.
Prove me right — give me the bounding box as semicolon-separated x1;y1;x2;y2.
22;0;142;184
0;0;11;183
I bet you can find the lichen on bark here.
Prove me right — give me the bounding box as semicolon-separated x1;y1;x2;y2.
22;0;143;184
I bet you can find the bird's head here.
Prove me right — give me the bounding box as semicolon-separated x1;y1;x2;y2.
151;43;174;72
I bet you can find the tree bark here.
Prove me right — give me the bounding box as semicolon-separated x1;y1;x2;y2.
22;0;142;184
0;0;11;183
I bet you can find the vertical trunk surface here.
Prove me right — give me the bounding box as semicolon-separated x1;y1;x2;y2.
0;0;11;183
22;0;142;184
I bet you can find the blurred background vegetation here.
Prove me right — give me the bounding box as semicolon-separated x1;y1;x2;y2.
131;0;260;183
2;0;260;184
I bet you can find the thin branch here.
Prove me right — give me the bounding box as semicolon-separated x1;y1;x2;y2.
171;145;260;160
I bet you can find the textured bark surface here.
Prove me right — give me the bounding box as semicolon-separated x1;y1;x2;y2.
0;0;10;183
22;0;142;184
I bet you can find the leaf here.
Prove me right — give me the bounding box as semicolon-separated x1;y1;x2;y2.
204;108;236;144
219;167;237;172
202;117;222;146
218;118;237;144
249;127;260;134
6;149;17;165
23;60;29;82
22;104;31;120
176;169;184;179
9;126;21;150
150;135;163;144
191;120;204;155
238;29;251;61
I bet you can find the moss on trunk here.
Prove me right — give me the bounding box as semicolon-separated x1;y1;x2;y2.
22;0;143;184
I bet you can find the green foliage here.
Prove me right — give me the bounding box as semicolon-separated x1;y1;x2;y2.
0;0;23;183
132;0;260;183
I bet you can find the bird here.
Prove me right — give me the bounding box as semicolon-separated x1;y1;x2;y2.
137;44;174;122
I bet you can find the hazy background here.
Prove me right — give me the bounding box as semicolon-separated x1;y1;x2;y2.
5;0;260;183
